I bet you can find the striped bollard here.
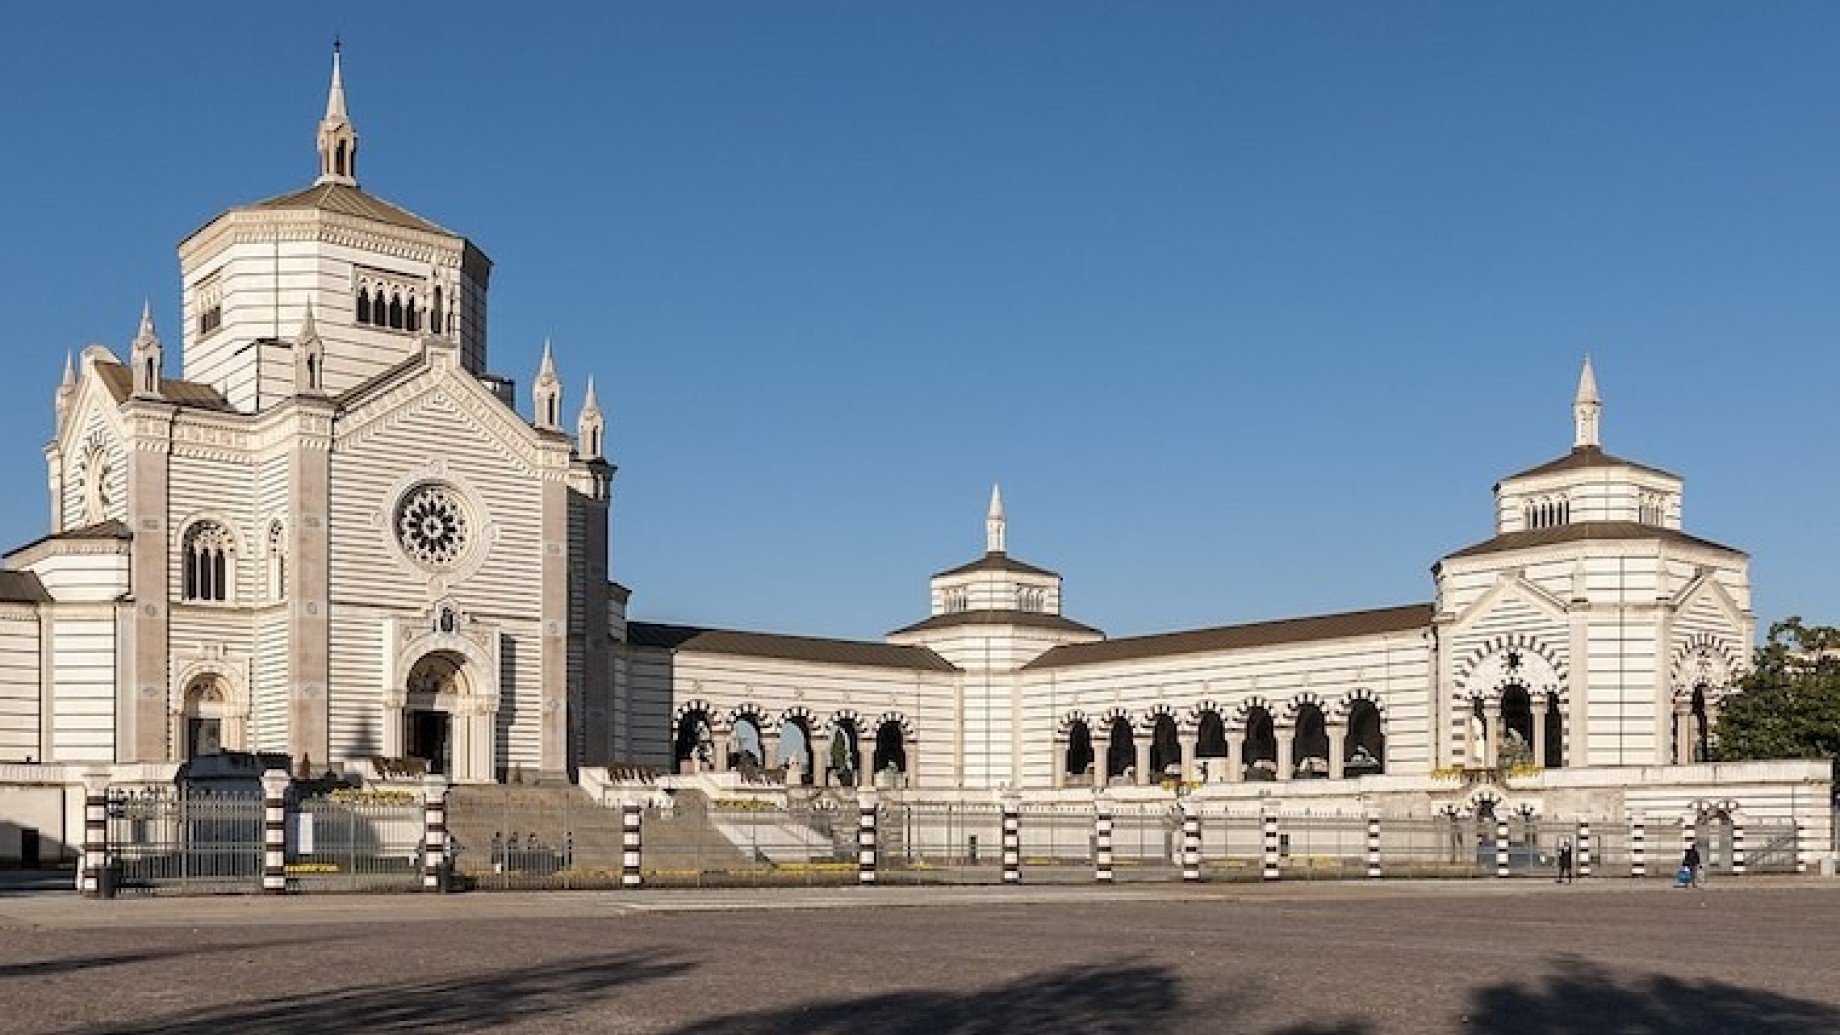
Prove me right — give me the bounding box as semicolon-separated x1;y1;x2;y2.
262;769;290;895
1731;815;1745;877
1261;810;1280;882
1180;800;1201;883
1001;797;1021;884
1094;799;1114;883
1630;813;1645;878
1366;812;1382;879
621;800;644;888
422;773;449;893
80;773;109;899
1495;818;1509;878
1795;818;1807;875
857;791;878;885
1577;819;1592;879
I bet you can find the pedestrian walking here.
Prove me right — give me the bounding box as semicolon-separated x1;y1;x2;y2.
1556;838;1574;883
1681;844;1703;888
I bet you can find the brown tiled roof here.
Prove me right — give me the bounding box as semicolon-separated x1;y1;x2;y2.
0;571;50;604
627;622;959;673
1442;521;1744;560
1499;446;1677;484
1022;603;1434;671
239;183;454;236
888;609;1103;638
93;361;235;411
4;520;133;563
933;551;1059;579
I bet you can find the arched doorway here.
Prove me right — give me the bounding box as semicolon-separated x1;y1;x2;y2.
780;718;814;785
405;652;467;776
1105;716;1135;782
731;715;764;772
1149;713;1181;779
181;675;231;760
828;718;861;787
1064;720;1094;783
1688;685;1711;763
872;720;907;780
1500;684;1534;767
1242;708;1276;781
1292;704;1329;779
1345;699;1384;774
1540;691;1563;768
674;706;717;774
1195;711;1227;782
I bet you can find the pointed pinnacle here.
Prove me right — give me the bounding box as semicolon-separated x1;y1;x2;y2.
1576;355;1600;405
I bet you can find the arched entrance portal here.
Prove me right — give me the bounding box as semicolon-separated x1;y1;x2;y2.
872;720;907;779
393;649;496;784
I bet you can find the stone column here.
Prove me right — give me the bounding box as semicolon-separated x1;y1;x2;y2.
1051;735;1067;789
1134;738;1152;786
1180;799;1201;882
263;769;290;895
1531;698;1550;767
1327;723;1347;780
422;772;449;892
287;399;335;776
621;799;643;888
1484;699;1504;767
1179;730;1199;783
1673;703;1692;764
1226;733;1242;783
857;790;878;885
713;730;731;774
81;772;109;899
762;729;780;770
1275;726;1294;782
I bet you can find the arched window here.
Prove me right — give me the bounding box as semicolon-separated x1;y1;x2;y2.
182;521;235;603
388;292;404;330
335;140;347;177
265;520;286;602
431;286;444;334
356;287;371;325
406;292;419;333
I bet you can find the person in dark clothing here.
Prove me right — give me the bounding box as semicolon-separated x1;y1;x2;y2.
1682;844;1703;887
1556;838;1574;883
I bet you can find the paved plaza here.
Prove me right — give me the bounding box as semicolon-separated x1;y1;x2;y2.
1;878;1837;1033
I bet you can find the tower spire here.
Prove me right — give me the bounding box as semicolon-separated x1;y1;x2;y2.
986;483;1006;554
533;338;562;431
315;40;359;187
1573;355;1601;449
578;376;605;461
131;300;163;399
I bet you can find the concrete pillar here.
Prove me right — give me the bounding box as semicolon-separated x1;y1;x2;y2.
1001;795;1021;884
1093;798;1114;883
1180;799;1201;882
262;769;290;895
857;790;878;885
422;772;449;892
1327;724;1347;780
81;772;109;899
1261;809;1280;881
621;800;643;888
1366;812;1382;879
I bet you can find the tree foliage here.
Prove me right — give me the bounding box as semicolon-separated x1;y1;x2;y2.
1712;618;1840;762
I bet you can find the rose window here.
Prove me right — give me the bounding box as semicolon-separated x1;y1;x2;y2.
396;483;470;569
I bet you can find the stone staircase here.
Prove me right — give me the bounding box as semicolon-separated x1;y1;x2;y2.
445;783;754;875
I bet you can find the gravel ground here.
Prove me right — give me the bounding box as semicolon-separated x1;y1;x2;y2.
0;878;1836;1034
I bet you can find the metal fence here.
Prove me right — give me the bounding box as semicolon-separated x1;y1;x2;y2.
287;795;426;894
107;786;264;897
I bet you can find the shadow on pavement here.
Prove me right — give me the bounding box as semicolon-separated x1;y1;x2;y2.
0;933;344;981
1468;957;1840;1035
59;949;692;1035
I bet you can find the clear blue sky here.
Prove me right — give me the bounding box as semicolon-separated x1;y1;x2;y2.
3;3;1837;641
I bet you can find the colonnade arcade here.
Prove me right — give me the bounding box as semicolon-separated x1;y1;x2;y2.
671;700;918;788
1455;637;1568;769
1054;690;1388;788
1671;637;1739;765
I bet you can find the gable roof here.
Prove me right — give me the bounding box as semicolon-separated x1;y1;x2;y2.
92;361;235;411
627;622;959;673
0;570;50;604
237;182;454;236
1022;603;1434;671
933;551;1059;579
887;609;1103;638
1442;521;1745;560
1499;445;1677;484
